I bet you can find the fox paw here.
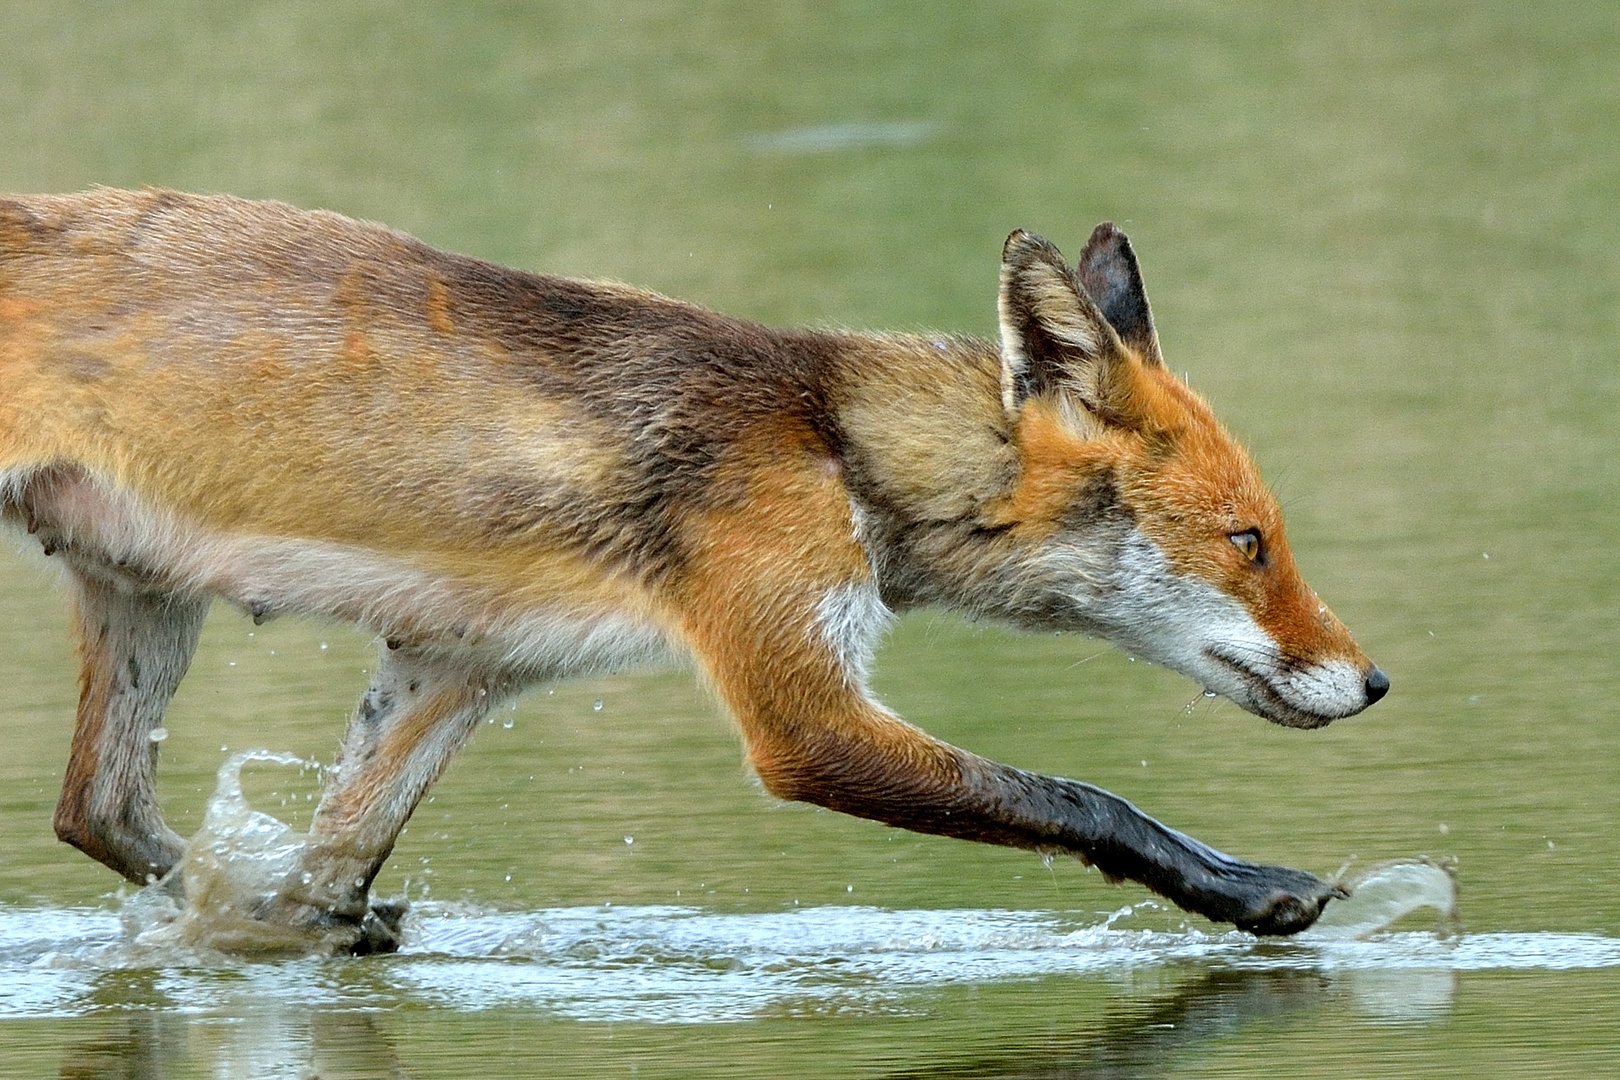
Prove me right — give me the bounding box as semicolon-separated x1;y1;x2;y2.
351;897;409;955
246;892;409;955
1228;869;1348;936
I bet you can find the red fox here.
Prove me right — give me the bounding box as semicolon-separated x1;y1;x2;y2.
0;189;1386;952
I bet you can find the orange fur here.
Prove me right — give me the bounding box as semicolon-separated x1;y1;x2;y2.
0;191;1384;947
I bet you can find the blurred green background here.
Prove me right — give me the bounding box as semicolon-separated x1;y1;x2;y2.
1;2;1617;1077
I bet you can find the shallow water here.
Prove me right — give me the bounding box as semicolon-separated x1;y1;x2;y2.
6;903;1620;1075
3;2;1620;1076
7;903;1620;1023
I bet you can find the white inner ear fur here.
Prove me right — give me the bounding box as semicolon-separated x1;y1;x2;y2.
998;263;1104;413
999;260;1124;420
997;305;1033;415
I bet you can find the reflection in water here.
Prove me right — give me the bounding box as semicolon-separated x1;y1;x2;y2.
57;1005;412;1080
890;969;1334;1080
57;1010;177;1080
54;971;1337;1080
41;964;1457;1080
889;966;1463;1080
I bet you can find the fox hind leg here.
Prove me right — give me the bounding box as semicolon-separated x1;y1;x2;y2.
53;572;208;886
265;645;509;952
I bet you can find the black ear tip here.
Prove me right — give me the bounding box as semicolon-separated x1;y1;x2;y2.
1088;221;1124;244
1085;222;1135;259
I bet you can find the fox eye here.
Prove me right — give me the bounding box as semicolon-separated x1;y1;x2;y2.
1229;530;1262;563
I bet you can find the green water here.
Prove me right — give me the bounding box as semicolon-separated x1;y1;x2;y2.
2;2;1618;1076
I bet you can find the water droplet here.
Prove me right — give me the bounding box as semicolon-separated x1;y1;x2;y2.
148;727;169;743
593;700;604;712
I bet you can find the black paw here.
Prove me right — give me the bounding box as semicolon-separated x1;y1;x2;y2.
1229;869;1348;937
349;897;409;955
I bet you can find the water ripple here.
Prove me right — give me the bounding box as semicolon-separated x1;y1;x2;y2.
3;903;1617;1023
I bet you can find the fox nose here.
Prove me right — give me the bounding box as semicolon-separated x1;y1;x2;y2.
1364;666;1390;705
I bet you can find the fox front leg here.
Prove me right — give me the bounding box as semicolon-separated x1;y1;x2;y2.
763;683;1341;932
676;492;1340;934
741;677;1341;934
950;759;1346;934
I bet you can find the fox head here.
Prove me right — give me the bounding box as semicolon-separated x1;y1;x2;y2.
989;225;1386;728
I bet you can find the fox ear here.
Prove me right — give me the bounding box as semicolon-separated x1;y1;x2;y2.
1075;222;1163;368
998;230;1128;415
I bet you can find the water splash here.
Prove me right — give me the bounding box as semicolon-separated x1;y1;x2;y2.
1305;858;1460;941
123;750;351;956
9;898;1620;1024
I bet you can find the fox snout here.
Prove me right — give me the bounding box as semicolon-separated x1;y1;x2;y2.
1199;643;1389;730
